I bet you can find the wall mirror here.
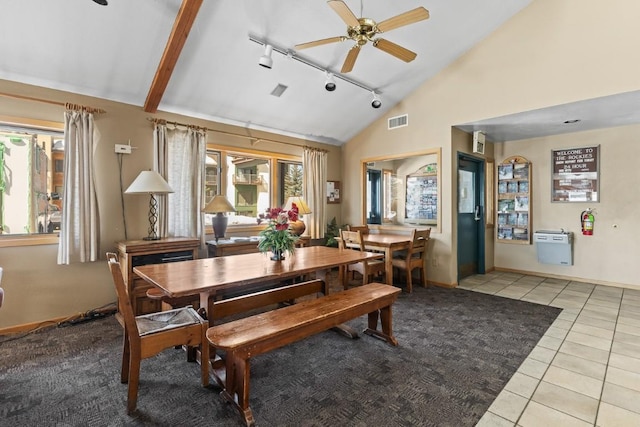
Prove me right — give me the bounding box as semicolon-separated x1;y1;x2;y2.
361;148;441;233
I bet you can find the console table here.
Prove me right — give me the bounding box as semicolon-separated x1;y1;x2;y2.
116;237;200;314
207;236;310;257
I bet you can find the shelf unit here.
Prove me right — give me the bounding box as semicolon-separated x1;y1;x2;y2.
496;156;531;244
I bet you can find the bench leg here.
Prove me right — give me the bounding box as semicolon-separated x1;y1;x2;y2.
363;306;398;346
220;353;255;427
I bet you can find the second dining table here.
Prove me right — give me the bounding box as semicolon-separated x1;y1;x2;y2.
350;232;414;286
133;245;384;327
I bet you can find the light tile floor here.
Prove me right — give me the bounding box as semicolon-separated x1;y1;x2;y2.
459;271;640;427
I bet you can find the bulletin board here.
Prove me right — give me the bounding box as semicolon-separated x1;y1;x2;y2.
326;180;341;204
405;165;437;224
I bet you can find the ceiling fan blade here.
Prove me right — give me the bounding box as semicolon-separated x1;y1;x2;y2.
327;0;360;28
373;38;417;62
341;45;361;73
295;36;345;50
376;7;430;33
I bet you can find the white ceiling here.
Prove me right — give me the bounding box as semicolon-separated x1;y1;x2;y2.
5;1;637;146
456;90;640;143
0;0;535;145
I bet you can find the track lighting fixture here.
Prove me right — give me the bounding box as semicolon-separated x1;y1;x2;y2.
324;73;336;91
371;92;382;109
250;36;383;108
259;44;273;69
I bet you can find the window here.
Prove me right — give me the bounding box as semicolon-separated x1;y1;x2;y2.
204;146;302;230
278;160;303;206
0;123;65;237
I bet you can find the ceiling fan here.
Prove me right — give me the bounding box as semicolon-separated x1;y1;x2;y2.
295;0;430;73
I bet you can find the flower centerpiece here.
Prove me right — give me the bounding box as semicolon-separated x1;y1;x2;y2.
257;204;300;260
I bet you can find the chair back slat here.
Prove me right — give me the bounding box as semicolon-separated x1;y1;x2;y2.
340;229;364;251
106;252;139;337
347;224;370;235
411;229;431;252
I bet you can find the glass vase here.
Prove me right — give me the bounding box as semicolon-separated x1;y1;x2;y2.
270;248;285;261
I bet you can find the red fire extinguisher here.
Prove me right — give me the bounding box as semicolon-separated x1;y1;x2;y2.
581;209;594;235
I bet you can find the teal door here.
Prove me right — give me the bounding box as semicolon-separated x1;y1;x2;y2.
457;154;486;280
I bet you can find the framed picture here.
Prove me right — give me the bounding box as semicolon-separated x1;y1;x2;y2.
326;181;341;204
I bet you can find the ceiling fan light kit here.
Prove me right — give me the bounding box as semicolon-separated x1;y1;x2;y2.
296;0;429;74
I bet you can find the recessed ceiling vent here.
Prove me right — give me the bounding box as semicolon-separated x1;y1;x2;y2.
270;84;288;97
388;114;408;130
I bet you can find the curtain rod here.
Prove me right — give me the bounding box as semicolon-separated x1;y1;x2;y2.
0;92;106;114
147;117;328;152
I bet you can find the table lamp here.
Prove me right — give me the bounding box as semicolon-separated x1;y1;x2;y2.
125;170;174;240
203;195;236;241
284;196;311;236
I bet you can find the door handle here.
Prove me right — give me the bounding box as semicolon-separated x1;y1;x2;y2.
474;206;481;221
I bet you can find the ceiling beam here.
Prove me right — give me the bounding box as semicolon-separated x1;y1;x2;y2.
144;0;203;113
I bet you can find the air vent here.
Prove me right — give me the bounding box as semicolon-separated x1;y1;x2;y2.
270;84;288;97
388;114;408;130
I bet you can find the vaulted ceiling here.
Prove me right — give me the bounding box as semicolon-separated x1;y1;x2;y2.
0;0;538;145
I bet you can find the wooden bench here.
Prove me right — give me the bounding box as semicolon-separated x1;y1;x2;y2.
206;282;400;426
149;279;327;362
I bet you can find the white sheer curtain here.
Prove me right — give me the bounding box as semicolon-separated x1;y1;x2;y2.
57;110;100;264
153;123;206;243
303;147;327;239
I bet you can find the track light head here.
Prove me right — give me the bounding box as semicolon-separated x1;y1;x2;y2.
259;44;273;69
324;72;336;91
371;92;382;109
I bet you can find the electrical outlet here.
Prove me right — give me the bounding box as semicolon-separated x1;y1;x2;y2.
115;144;132;154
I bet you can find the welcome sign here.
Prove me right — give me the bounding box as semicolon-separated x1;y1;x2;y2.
551;146;599;202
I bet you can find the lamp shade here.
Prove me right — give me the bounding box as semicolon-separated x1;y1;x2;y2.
125;171;173;194
283;196;311;215
203;195;235;213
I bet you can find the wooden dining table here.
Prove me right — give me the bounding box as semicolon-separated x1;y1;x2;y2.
133;246;383;326
352;233;414;286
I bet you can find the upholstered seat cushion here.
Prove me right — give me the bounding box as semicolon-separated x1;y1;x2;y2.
136;306;202;336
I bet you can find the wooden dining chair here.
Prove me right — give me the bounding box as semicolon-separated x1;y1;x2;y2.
339;229;385;289
106;252;209;414
391;228;431;293
347;224;370;235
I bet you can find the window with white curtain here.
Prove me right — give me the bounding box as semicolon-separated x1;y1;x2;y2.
0;123;65;236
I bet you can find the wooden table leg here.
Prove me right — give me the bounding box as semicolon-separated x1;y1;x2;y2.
363;306;398;346
385;248;393;285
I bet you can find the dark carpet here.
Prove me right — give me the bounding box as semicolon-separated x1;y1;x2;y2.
0;282;561;427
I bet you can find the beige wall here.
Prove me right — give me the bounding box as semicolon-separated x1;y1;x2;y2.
3;0;640;328
495;124;640;287
0;80;341;329
343;0;640;287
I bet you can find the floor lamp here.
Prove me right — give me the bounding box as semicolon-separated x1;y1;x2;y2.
284;196;311;236
203;195;236;241
125;171;174;240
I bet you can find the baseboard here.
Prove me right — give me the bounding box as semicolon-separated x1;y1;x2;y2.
0;306;117;336
493;267;640;291
0;314;75;335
